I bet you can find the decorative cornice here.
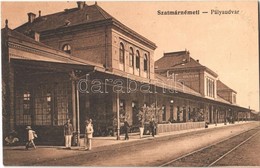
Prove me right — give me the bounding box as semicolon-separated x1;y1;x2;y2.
111;19;157;50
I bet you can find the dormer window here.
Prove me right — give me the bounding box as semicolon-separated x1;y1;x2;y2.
119;43;125;64
64;20;71;26
34;32;40;42
62;44;71;54
86;14;89;20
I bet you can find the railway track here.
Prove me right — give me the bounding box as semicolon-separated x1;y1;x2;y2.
159;127;260;167
22;123;258;166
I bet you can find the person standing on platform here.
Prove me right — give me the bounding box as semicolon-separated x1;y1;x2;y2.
85;119;94;150
25;126;37;150
123;119;130;140
64;119;73;149
150;118;156;137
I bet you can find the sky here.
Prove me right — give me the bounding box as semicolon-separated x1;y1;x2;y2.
1;1;259;111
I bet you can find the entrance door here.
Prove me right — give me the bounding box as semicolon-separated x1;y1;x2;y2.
132;101;139;125
183;107;187;122
209;105;213;123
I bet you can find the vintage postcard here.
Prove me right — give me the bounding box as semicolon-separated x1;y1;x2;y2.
1;1;259;167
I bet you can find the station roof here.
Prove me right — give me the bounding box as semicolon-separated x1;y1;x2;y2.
154;74;202;97
2;26;248;113
15;3;114;33
155;50;218;77
2;27;102;71
14;2;156;49
217;80;237;94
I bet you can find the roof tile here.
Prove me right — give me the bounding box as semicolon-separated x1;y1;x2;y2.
15;4;113;33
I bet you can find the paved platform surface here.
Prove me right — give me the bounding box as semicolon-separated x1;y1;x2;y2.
2;121;254;166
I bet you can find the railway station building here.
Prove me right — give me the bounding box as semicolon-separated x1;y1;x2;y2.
2;2;252;145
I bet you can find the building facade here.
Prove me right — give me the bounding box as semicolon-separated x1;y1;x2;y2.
2;2;251;145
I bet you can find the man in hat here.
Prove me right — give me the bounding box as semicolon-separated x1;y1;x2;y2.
150;118;156;137
85;119;94;150
123;118;130;140
64;119;73;149
25;126;37;150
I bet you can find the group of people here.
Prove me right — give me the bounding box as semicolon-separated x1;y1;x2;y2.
9;117;156;150
5;126;37;150
123;118;157;140
9;118;93;150
63;118;94;150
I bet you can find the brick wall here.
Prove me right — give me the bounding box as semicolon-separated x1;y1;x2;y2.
42;26;111;66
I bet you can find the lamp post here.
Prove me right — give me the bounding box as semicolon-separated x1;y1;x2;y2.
170;100;174;122
76;86;80;146
72;69;95;146
229;108;232;124
224;109;227;125
116;92;120;140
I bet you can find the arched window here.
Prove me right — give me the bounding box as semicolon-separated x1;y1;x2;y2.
144;54;148;71
129;47;134;67
135;50;140;69
119;43;125;64
62;44;71;54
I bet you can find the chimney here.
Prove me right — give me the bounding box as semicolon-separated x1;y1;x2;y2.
38;10;41;17
5;19;8;28
27;30;40;42
186;50;190;62
77;1;85;9
28;12;36;23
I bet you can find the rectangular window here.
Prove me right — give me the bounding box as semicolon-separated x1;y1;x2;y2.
206;78;215;98
35;87;52;126
16;82;70;126
233;94;236;104
212;80;214;96
206;79;209;96
23;92;31;115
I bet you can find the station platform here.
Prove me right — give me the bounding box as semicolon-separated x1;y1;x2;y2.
2;121;255;166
